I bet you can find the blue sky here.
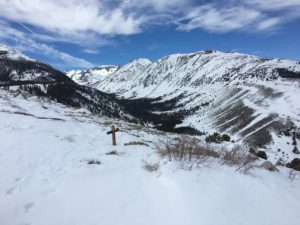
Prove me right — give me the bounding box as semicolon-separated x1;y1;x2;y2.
0;0;300;71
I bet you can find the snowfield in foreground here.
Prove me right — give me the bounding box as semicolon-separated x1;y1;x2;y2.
0;90;300;225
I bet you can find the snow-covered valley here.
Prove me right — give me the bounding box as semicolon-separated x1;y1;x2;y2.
1;89;300;225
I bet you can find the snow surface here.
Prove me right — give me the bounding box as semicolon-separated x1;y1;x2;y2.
1;89;300;225
0;44;33;61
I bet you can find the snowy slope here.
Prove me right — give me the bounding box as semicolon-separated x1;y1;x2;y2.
0;45;192;133
1;89;300;225
65;59;152;91
0;45;135;121
68;50;300;150
69;50;300;98
0;44;70;85
66;65;120;86
0;44;33;61
96;58;152;94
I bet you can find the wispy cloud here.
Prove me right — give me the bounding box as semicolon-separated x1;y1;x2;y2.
177;0;300;33
0;0;142;36
23;42;94;69
246;0;300;11
0;20;94;69
177;5;261;33
0;0;298;37
17;22;34;33
257;17;281;31
82;49;100;54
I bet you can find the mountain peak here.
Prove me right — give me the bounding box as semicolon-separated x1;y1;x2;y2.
0;44;33;61
202;49;218;54
160;49;222;61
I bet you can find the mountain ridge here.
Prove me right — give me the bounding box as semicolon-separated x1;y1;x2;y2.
66;49;300;152
0;44;199;134
66;49;300;97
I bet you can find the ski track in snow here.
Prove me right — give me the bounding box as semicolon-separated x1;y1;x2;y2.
0;90;300;225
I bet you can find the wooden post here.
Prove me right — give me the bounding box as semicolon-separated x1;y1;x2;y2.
107;125;119;146
111;125;116;146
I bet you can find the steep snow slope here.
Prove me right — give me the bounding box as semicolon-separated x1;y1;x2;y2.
66;65;120;86
70;50;300;98
1;89;300;225
68;50;300;149
95;58;152;94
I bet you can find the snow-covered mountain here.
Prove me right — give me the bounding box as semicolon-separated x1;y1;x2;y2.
66;65;120;86
0;44;33;61
0;44;71;85
0;44;135;120
96;58;152;90
0;44;197;131
68;50;300;152
72;50;300;97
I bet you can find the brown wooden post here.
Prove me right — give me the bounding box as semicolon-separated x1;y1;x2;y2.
111;125;116;146
107;125;119;146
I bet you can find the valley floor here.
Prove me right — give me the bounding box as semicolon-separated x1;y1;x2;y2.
0;90;300;225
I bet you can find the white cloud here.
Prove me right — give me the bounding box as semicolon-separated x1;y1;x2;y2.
24;42;95;68
0;20;94;69
246;0;300;11
0;0;299;36
257;17;281;31
0;0;299;69
177;0;300;33
177;5;261;33
0;0;299;38
0;0;142;36
82;49;99;54
120;0;190;13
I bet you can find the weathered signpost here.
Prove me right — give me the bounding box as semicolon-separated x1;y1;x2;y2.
107;125;119;146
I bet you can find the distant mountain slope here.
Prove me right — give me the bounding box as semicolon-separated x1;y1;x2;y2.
0;44;72;85
0;44;195;133
66;65;120;86
0;44;33;61
0;44;133;120
68;50;300;152
96;59;152;92
67;50;300;98
95;50;300;97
